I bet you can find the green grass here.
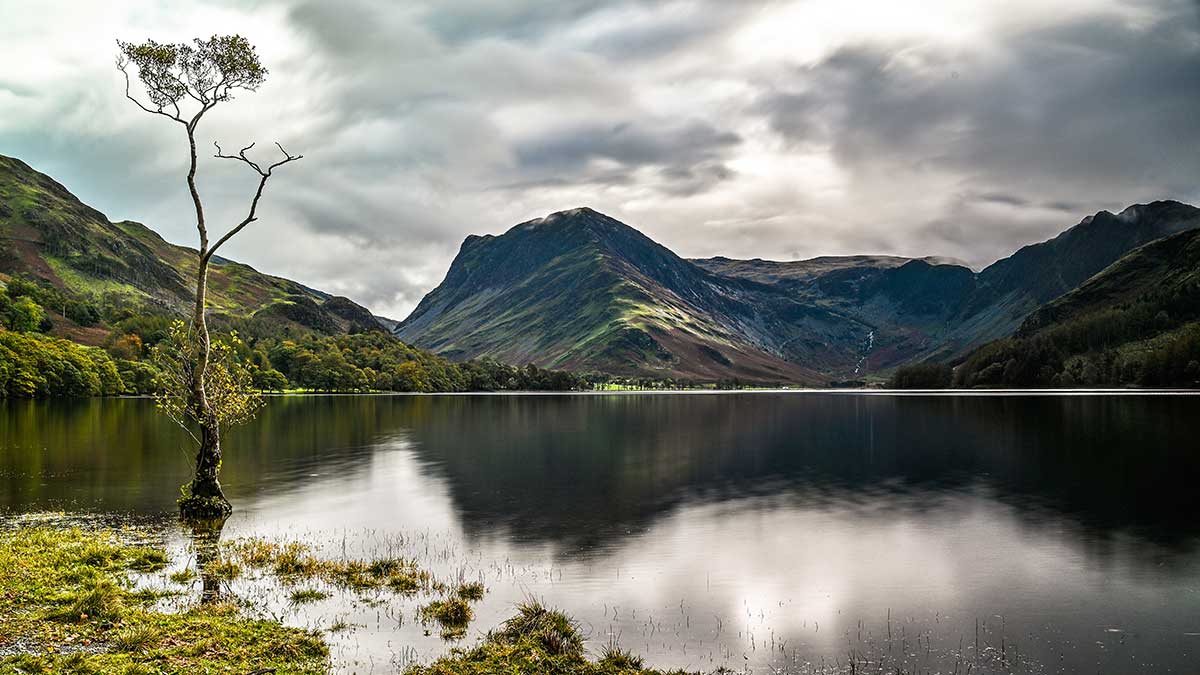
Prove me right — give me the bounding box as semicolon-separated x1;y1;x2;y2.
167;567;195;584
418;596;474;638
0;521;677;675
455;581;485;601
0;525;329;675
43;255;144;298
406;601;686;675
290;588;329;605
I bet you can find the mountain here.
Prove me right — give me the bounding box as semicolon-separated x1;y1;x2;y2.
0;154;383;342
953;227;1200;387
930;200;1200;360
396;208;837;383
692;254;980;371
399;202;1200;383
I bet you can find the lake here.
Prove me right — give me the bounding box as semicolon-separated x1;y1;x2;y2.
2;392;1199;673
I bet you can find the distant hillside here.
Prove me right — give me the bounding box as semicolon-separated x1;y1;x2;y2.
693;254;980;371
931;201;1200;360
399;202;1200;383
953;227;1200;387
0;154;383;342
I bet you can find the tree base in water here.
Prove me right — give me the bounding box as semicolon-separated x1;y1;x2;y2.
179;493;233;520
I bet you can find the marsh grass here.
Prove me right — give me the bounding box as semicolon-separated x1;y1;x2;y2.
406;600;683;675
210;559;243;580
289;588;329;605
110;625;160;652
0;525;328;675
123;547;169;573
224;538;435;594
456;581;486;601
50;576;128;623
1;522;689;675
168;567;196;584
598;643;645;670
419;596;474;638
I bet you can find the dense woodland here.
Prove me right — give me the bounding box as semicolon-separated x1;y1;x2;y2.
0;275;586;398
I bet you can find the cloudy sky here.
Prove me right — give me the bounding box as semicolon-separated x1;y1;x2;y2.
1;0;1198;317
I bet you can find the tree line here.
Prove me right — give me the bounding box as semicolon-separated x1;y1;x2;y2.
0;278;588;398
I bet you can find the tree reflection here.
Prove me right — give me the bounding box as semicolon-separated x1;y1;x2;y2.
188;516;228;604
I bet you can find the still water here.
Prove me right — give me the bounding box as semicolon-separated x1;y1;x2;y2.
2;393;1198;673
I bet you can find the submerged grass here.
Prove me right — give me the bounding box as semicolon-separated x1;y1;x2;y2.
456;581;486;601
419;596;474;639
0;525;329;675
224;537;436;593
290;588;329;605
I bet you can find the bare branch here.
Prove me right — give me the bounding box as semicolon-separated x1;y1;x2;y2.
204;141;303;261
271;142;304;170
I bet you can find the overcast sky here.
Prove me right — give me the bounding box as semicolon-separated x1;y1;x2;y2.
2;0;1198;318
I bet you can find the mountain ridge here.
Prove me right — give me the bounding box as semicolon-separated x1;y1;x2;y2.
951;226;1200;387
398;201;1200;382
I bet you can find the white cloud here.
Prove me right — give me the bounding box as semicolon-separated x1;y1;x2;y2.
0;0;1196;317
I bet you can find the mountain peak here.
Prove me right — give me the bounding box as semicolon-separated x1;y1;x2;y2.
509;207;621;234
1079;200;1197;229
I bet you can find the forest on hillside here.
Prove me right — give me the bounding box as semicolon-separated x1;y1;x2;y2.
890;279;1200;388
0;275;585;397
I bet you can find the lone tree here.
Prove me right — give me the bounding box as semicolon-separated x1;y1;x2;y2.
118;35;302;519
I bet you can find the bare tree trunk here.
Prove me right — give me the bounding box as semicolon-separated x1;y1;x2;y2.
180;126;230;520
190;423;226;498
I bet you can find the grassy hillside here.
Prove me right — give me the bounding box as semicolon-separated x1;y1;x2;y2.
950;228;1200;387
930;200;1200;361
0;154;381;343
694;255;978;373
0;154;590;397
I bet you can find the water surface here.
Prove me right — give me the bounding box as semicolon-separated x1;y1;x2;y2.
2;393;1198;673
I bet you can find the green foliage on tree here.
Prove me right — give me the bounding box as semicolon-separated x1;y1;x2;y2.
152;321;262;442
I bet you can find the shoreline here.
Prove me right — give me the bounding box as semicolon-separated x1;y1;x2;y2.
4;387;1199;401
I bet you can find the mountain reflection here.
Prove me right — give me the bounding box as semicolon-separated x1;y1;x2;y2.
386;394;1200;551
2;394;1198;554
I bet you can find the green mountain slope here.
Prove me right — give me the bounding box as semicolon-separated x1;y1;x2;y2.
954;227;1200;387
396;208;834;384
0;154;382;341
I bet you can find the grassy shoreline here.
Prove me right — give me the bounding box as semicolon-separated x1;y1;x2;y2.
0;518;683;675
0;522;328;675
